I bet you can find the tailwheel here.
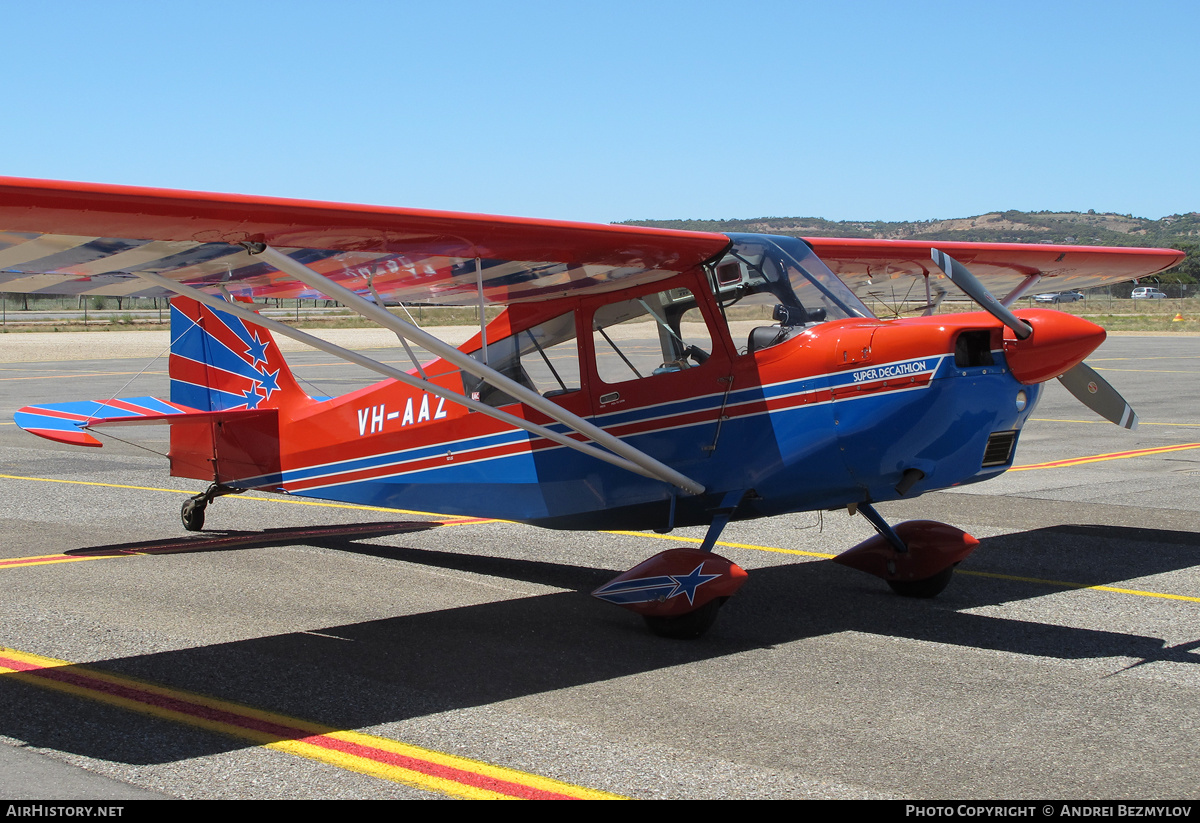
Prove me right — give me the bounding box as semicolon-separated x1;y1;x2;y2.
180;498;206;532
179;483;244;532
886;564;955;599
642;598;724;640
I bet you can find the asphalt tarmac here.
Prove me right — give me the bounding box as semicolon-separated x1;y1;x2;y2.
1;334;1198;799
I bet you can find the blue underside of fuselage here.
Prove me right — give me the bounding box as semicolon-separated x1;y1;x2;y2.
283;359;1042;530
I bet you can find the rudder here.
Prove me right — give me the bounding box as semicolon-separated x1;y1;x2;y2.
169;297;306;412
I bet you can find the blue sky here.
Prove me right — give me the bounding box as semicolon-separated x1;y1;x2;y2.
4;0;1196;224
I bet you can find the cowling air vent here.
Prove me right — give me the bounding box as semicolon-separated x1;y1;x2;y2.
982;430;1018;467
954;330;995;368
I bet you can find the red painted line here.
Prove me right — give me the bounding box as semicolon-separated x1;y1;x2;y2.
281;374;939;491
0;654;48;672
289;388;832;487
298;733;577;800
22;427;101;447
830;374;933;400
0;554;95;567
0;652;580;799
169;355;255;392
604;407;719;438
287;440;532;491
97;398;172;416
17;406;93;422
1012;442;1200;471
1;657;302;737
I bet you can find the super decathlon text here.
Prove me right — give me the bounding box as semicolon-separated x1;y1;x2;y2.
357;394;448;435
852;360;930;383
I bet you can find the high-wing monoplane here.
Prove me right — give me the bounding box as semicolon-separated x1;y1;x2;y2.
2;178;1184;636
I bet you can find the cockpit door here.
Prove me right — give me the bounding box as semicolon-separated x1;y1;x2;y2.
583;276;734;467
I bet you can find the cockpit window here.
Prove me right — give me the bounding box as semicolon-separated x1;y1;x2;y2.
709;233;873;354
592;287;713;385
713;234;872;322
465;311;581;406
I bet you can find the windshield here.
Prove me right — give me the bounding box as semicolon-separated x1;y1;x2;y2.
710;233;873;323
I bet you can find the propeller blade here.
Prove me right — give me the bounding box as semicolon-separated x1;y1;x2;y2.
1057;362;1139;429
930;249;1032;340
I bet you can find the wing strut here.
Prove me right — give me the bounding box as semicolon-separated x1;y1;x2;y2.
366;270;426;379
1000;274;1043;308
475;257;489;365
135;269;706;496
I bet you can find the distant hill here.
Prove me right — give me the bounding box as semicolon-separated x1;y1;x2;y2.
619;210;1199;281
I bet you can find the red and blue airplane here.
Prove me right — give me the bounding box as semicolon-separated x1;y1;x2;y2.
2;177;1184;637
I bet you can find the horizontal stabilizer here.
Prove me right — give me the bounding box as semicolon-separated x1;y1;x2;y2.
14;396;199;447
14;397;275;447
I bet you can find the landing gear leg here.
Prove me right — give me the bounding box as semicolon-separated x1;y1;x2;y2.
855;502;959;596
180;483;243;532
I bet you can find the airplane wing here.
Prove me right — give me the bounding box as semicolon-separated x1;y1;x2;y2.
0;177;730;305
805;237;1185;299
0;178;1182;306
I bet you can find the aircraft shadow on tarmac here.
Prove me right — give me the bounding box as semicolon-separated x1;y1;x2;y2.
2;522;1198;766
59;520;443;557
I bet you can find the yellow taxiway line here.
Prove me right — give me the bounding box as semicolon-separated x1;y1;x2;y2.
0;647;621;800
1008;442;1200;471
1;464;1196;605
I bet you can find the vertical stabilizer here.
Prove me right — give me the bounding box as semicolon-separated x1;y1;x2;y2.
169;297;306;412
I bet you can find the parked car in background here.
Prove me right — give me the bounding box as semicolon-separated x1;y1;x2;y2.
1131;287;1167;299
1034;291;1085;303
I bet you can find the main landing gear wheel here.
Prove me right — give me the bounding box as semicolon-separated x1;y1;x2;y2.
886;564;955;598
180;498;205;532
642;598;724;639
